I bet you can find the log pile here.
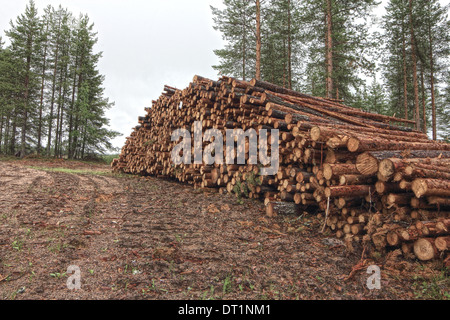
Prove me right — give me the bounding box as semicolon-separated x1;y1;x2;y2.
112;75;450;263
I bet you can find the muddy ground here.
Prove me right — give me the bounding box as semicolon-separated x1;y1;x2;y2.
0;157;448;300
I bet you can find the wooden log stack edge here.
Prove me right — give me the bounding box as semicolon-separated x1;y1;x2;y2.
112;75;450;263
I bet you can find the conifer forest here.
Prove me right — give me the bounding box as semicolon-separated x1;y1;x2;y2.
0;0;449;303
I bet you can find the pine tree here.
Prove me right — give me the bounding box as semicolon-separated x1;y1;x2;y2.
53;9;72;157
300;0;379;103
211;0;257;80
0;43;22;155
418;0;450;140
67;14;120;159
261;0;304;89
438;71;450;142
383;0;450;137
5;0;42;157
382;0;414;120
1;2;120;158
35;5;52;154
45;5;71;156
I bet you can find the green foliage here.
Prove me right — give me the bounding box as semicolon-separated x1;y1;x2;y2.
412;268;450;300
233;180;248;204
232;171;261;204
301;0;380;103
211;0;256;81
211;0;449;138
0;1;121;158
11;239;24;251
101;154;119;165
381;0;450;135
222;273;234;296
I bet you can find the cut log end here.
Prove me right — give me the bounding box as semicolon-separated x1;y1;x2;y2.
356;152;378;175
310;127;321;141
378;159;395;179
413;238;437;261
386;231;400;246
347;137;360;153
435;237;450;252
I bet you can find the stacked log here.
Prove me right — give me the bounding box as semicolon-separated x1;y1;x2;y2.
112;75;450;262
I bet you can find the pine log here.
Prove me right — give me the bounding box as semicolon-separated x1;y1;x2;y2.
414;238;438;261
323;163;359;180
404;165;450;180
375;181;403;194
339;174;373;186
435;236;450;251
411;179;450;198
356;150;450;176
427;197;450;206
324;185;372;198
347;136;450;153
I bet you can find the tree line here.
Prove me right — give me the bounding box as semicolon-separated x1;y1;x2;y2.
211;0;450;141
0;1;120;159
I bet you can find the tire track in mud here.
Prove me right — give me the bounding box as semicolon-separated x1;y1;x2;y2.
0;163;130;299
0;161;423;300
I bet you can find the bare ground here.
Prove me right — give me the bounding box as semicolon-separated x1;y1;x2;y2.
0;158;448;300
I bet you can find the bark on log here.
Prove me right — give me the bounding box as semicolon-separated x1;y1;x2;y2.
323;163;359;180
412;179;450;198
324;185;373;198
347;136;450;153
354;151;450;176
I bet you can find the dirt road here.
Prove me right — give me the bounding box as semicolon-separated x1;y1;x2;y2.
0;159;446;300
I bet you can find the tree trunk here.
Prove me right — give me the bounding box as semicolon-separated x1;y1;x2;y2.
3;114;10;155
10;109;17;155
0;114;3;153
47;15;62;156
347;135;450;153
255;0;261;81
21;33;33;158
37;21;49;154
401;11;408;120
420;64;427;134
428;16;437;140
71;53;84;159
54;65;64;157
324;185;372;198
287;0;292;89
242;9;246;81
408;0;421;131
68;54;78;159
323;163;359;180
325;0;333;99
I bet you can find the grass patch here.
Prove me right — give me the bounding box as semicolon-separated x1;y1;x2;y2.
0;154;119;165
412;268;450;300
101;154;119;165
0;156;20;162
26;166;113;176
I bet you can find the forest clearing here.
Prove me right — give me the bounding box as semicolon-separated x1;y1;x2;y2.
0;157;448;300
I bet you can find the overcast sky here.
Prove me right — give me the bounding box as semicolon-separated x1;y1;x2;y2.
0;0;449;151
1;0;225;150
